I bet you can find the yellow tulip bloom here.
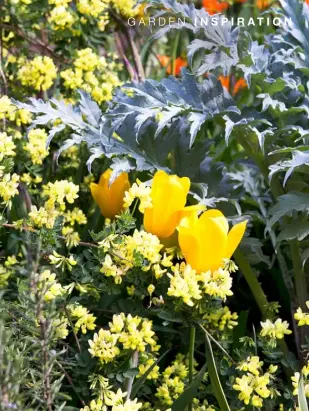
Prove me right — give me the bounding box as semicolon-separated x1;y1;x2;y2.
90;169;130;219
178;209;247;273
144;170;205;239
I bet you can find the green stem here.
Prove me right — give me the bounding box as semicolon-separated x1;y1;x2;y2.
234;250;292;374
188;326;195;411
234;250;269;316
171;31;180;76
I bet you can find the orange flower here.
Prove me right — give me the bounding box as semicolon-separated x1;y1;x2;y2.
218;75;247;96
256;0;270;9
157;55;187;76
90;169;130;220
202;0;229;14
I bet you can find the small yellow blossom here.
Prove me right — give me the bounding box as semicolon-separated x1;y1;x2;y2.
24;128;49;165
124;179;152;213
48;6;75;30
68;304;96;334
260;318;292;340
43;180;79;211
36;270;66;301
28;205;59;229
49;250;77;271
0;173;20;206
167;263;202;307
18;56;57;91
88;329;120;363
0;132;16;161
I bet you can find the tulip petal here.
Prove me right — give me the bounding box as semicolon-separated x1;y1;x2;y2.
197;211;228;272
225;220;248;259
144;171;191;238
199;209;229;235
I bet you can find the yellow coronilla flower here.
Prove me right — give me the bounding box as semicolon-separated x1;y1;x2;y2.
197;267;233;300
61;226;81;248
203;306;238;331
260;318;292;340
24;128;49;165
111;0;139;17
43;180;79;211
0;173;20;206
0;132;16;161
18;56;57;91
178;209;247;273
167;263;202;307
29;205;59;229
237;356;263;377
53;316;69;339
64;207;87;225
90;169;130;219
124;178;152;213
88;329;120;363
77;0;109;17
68;304;96;334
48;5;75;30
294;301;309;326
144;170;205;240
36;270;66;301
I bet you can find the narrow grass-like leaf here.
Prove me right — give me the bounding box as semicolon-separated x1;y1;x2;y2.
171;363;207;411
131;349;170;399
298;373;309;411
204;333;230;411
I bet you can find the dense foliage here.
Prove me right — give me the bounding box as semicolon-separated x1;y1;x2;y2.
2;0;309;409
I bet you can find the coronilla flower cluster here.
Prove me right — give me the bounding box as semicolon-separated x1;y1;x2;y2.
0;173;20;207
260;318;292;346
60;48;122;103
100;230;168;283
156;354;188;406
294;300;309;325
89;313;158;364
18;56;58;91
203;306;238;331
24;128;49;165
0;96;32;126
0;132;16;161
43;180;79;211
68;304;97;334
167;263;233;307
291;361;309;396
233;357;277;407
35;270;66;301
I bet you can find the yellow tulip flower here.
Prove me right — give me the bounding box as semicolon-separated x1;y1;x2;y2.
178;209;247;273
90;169;130;220
144;170;205;239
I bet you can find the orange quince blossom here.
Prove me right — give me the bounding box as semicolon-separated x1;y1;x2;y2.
202;0;229;15
218;75;247;96
157;55;187;76
178;209;247;273
144;170;205;240
90;169;130;220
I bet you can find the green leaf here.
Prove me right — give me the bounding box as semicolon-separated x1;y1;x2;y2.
267;192;309;231
298;373;309;411
204;333;230;411
171;363;207;411
269;151;309;186
276;220;309;245
131;349;170;399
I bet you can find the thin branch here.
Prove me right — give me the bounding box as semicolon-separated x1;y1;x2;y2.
55;360;85;407
64;307;81;354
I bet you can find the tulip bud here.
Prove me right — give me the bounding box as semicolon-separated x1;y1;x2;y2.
90;169;130;220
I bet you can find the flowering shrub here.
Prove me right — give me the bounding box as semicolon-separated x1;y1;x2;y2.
2;0;309;409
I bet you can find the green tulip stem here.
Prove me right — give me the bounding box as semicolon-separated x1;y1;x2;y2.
188;325;196;411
